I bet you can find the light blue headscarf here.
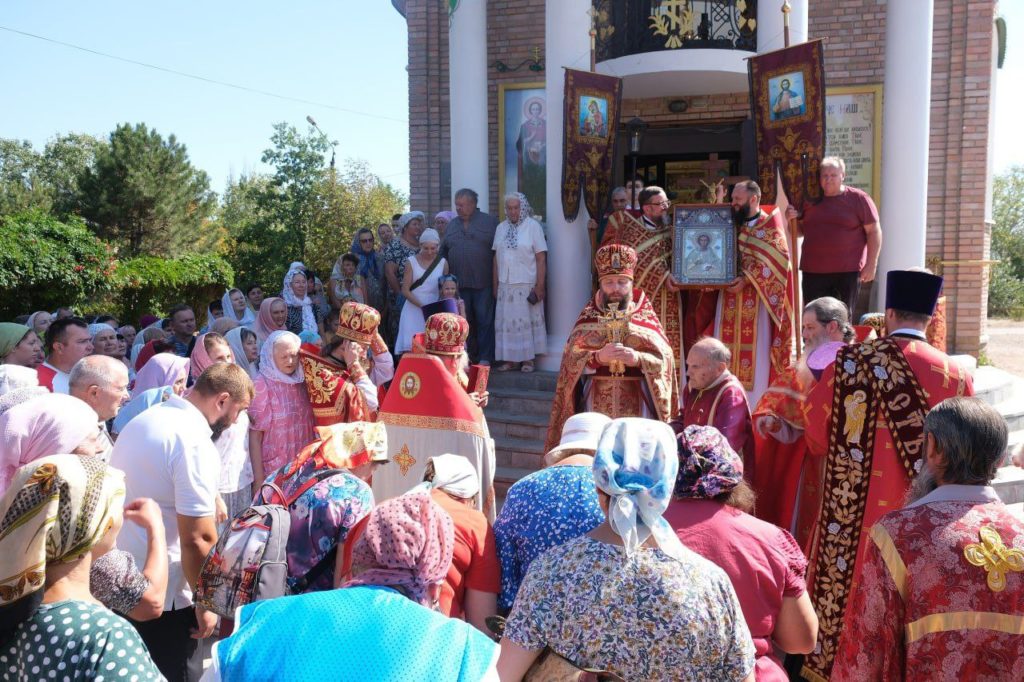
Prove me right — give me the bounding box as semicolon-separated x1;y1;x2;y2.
593;418;687;562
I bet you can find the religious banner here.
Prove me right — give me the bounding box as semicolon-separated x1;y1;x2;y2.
561;68;622;222
748;39;827;208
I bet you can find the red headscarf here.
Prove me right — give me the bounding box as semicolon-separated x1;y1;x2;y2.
253;297;286;345
344;492;454;606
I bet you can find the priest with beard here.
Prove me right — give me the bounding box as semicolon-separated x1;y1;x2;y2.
834;397;1024;681
545;244;676;453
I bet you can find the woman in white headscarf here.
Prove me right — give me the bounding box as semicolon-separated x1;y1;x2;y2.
281;263;322;336
497;418;757;681
221;288;257;326
395;227;448;355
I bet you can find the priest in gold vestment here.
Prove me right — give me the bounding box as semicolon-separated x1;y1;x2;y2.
545;244;676;453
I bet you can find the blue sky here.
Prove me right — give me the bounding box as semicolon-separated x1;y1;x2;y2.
0;1;411;195
0;2;1020;205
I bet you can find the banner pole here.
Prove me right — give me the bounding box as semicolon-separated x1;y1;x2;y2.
780;0;803;359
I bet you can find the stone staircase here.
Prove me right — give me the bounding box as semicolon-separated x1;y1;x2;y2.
483;370;557;501
972;363;1024;516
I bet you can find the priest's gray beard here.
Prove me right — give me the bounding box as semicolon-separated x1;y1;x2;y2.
904;461;938;505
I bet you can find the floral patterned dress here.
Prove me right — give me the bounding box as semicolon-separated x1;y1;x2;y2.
255;459;374;592
504;535;756;680
493;465;604;611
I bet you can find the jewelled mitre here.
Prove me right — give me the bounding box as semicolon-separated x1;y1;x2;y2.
424;313;469;355
594;243;638;280
336;301;381;345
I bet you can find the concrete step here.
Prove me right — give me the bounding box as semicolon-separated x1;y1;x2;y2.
485;409;550;442
487;369;559;393
485;387;554;417
493;465;536;500
493;435;546;470
973;365;1019;407
993;465;1024;506
995;396;1024;434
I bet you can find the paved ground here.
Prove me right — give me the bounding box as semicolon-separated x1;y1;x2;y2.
988;318;1024;379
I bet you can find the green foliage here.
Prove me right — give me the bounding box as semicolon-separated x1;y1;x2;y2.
106;253;234;324
78;123;216;257
0;134;105;217
0;210;116;318
222;124;406;291
989;166;1024;318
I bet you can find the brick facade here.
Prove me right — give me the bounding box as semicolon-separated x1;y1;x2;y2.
402;0;997;354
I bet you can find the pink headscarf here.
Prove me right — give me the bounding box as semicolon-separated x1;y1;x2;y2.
190;333;233;379
0;394;99;490
345;492;454;605
132;353;190;399
252;297;286;345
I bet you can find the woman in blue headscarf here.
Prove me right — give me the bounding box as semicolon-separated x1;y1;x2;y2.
349;227;386;314
498;417;757;681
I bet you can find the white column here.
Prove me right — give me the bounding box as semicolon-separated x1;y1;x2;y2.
448;1;489;211
539;0;593;372
876;0;933;306
757;0;809;53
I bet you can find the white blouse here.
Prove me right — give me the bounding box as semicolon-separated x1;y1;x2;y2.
492;217;548;285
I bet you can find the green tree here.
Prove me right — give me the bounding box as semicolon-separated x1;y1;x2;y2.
78;123;216;257
989;166;1024;318
0;134;106;218
0;139;49;214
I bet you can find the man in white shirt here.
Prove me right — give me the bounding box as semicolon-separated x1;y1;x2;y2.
68;355;130;461
36;317;93;393
111;362;253;682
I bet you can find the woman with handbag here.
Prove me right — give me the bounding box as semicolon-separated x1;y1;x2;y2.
395;227;449;355
492;192;547;373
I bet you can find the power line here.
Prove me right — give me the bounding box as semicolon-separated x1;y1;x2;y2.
0;24;409;125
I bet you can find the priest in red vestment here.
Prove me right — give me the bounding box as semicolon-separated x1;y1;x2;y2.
670;337;753;473
376;312;497;519
545;244;676;453
601;186;714;363
834;397;1024;681
801;270;975;682
707;181;795;405
750;296;854;538
298;302;389;426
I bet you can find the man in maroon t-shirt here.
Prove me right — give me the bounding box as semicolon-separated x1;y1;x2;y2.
787;156;882;315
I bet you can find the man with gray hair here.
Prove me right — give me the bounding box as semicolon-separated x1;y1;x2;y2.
786;156;882;315
69;354;130;460
672;337;753;469
834;397;1023;680
440;187;499;365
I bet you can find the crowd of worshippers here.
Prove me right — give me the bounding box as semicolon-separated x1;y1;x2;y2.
1;165;1023;680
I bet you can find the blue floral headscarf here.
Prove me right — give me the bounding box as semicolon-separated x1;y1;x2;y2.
674;425;744;500
593;418;687;562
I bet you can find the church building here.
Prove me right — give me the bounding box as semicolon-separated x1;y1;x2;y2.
391;0;1003;368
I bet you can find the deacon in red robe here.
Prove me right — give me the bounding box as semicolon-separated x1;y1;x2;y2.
834;398;1024;681
545;244;676;453
801;270;975;682
750;296;854;538
669;337;753;473
706;181;795;405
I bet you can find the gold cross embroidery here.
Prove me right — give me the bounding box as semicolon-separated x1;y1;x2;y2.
394;444;417;477
929;359;952;389
963;525;1024;592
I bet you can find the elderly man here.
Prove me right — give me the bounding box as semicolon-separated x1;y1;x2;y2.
494;412;610;612
37;317;94;393
440;188;499;366
800;270;975;681
69;355;131;460
787;156;882;314
671;337;753;472
546;243;676;453
834;397;1023;680
586;185;628;245
750;297;855;535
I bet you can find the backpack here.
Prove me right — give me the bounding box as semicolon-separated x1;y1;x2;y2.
195;468;342;618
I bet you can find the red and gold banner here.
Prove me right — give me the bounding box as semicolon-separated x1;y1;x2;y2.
561;68;622;221
748;39;827;208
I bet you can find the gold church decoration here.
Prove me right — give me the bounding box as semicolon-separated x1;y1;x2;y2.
649;0;696;49
964;525;1024;593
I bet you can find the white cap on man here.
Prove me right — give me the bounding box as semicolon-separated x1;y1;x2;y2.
544;412;613;466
